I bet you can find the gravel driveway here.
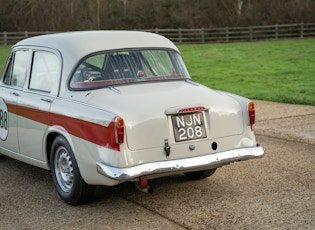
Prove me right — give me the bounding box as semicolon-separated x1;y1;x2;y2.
0;100;314;230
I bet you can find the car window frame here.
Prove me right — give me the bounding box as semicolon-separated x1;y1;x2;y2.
1;48;31;89
68;48;191;91
1;46;62;97
29;50;61;94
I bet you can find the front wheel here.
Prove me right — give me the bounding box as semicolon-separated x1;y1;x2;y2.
184;168;217;180
50;135;95;205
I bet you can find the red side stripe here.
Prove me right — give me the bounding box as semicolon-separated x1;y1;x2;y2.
7;103;120;151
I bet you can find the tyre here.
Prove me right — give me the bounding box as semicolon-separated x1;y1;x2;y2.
184;168;217;180
50;135;95;205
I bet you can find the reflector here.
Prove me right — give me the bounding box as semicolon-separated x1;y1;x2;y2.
178;106;205;113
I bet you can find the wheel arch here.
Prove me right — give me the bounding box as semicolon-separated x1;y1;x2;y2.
45;126;75;169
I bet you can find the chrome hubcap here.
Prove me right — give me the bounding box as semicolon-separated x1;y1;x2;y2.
54;146;74;192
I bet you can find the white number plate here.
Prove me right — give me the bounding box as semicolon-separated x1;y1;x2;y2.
172;112;207;142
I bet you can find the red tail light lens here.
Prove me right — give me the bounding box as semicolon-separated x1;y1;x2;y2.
115;117;124;144
248;101;255;130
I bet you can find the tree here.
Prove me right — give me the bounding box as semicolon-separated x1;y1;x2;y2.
0;0;315;31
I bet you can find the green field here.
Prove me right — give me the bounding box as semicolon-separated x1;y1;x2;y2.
1;39;315;105
179;39;315;105
0;46;10;71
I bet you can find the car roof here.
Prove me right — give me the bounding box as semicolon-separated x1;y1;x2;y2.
13;31;181;96
15;31;179;58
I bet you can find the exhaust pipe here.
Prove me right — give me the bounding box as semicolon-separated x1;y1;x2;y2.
135;176;153;194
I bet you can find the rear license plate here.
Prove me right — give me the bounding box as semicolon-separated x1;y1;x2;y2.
172;112;207;142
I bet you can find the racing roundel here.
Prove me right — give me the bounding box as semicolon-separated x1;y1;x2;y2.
0;98;8;140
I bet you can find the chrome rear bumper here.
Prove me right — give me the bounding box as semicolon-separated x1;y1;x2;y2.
96;145;264;180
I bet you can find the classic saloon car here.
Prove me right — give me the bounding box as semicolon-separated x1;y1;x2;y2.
0;31;264;205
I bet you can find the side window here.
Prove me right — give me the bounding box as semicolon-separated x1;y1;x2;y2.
29;51;59;93
3;50;29;87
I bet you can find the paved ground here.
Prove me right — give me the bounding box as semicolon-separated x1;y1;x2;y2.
0;100;314;230
254;100;315;145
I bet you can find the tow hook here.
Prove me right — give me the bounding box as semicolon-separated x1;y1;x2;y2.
135;176;153;194
164;139;171;157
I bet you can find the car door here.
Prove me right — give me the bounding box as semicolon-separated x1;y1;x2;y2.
0;49;30;153
17;49;61;161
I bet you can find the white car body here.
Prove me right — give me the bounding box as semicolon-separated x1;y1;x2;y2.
0;31;264;205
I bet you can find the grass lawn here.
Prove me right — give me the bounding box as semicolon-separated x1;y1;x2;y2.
1;39;314;105
179;39;315;105
0;46;10;71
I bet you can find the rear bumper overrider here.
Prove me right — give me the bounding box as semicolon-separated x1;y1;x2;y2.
96;145;264;180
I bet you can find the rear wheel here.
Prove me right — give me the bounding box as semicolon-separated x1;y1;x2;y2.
50;135;95;205
184;168;217;180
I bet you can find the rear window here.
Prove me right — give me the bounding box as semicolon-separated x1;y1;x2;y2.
69;49;190;90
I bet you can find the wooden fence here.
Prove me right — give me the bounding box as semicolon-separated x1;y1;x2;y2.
1;22;315;45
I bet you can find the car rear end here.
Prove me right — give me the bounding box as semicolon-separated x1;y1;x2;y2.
63;32;264;186
95;81;264;183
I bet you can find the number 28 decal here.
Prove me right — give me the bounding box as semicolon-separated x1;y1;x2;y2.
0;98;8;140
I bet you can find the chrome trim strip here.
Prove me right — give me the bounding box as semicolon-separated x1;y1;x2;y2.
96;145;264;180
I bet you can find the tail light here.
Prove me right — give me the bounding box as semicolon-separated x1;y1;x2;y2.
248;101;255;131
115;116;124;144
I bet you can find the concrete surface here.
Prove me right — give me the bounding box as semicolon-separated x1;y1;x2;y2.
254;100;315;145
0;100;314;230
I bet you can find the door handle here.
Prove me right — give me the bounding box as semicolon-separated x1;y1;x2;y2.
10;92;20;97
41;98;53;103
